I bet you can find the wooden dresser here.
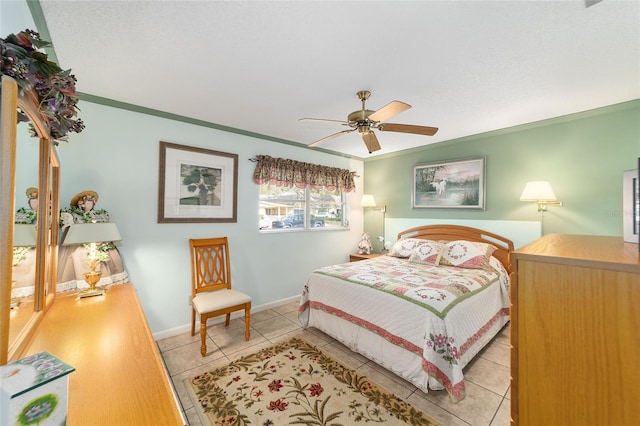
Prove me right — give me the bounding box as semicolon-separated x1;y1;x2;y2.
510;234;640;425
20;284;185;425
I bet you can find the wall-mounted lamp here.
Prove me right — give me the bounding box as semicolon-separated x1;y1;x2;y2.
62;222;122;298
360;194;387;213
360;194;387;252
520;181;563;212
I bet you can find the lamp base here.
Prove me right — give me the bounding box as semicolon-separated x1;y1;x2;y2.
78;271;105;298
77;287;105;298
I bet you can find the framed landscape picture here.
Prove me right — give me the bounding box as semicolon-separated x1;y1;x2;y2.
158;142;238;223
413;157;486;209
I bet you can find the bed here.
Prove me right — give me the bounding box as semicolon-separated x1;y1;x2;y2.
298;224;514;401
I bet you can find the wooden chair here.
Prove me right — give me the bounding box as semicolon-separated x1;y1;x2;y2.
189;237;251;356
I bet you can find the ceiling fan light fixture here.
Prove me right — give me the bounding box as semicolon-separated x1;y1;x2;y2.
358;125;371;134
300;90;438;153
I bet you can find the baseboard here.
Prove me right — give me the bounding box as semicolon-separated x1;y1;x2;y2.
152;294;300;341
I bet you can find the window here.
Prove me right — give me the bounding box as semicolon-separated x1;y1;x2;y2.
259;184;349;231
253;155;355;232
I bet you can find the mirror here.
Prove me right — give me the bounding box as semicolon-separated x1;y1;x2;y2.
1;76;59;364
8;121;39;354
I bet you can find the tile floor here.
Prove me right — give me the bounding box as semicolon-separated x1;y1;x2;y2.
158;301;511;426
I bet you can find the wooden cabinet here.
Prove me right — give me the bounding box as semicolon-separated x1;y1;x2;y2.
349;253;383;262
510;234;640;425
21;284;185;425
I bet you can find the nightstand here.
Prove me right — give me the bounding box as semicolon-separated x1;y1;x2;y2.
349;253;383;262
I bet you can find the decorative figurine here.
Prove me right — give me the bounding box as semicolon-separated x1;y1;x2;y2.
70;190;99;212
25;187;38;210
357;232;372;255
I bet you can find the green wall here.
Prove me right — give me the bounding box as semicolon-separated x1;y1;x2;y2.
363;100;639;250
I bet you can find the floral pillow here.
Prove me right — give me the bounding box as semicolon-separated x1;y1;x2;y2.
408;240;444;266
439;240;497;270
388;238;427;258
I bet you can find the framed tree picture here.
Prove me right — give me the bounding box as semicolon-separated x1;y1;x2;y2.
413;157;486;210
158;142;238;223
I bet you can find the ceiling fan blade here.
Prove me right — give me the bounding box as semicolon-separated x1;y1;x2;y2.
378;123;439;136
362;132;381;153
299;117;350;125
309;129;355;147
585;0;603;7
368;100;411;123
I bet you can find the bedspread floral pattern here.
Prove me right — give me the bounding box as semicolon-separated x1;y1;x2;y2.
315;255;504;319
427;333;459;366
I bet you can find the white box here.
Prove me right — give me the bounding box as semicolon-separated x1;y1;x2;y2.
1;351;74;426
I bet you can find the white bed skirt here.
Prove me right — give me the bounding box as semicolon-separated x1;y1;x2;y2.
302;307;508;396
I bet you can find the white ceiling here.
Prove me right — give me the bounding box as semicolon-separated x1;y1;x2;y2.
39;0;639;159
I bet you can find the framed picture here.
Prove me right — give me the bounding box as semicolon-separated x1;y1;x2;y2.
413;157;486;209
158;142;238;223
622;158;639;245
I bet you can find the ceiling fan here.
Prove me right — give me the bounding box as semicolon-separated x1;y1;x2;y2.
300;90;438;154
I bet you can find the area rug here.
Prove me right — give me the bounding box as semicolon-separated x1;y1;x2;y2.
186;336;440;425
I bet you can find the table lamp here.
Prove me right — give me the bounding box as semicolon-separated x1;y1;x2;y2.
62;222;121;298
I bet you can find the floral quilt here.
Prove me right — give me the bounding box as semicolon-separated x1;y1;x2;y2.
299;255;510;401
315;255;503;319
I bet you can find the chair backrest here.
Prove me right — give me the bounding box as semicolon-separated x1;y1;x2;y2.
189;237;232;296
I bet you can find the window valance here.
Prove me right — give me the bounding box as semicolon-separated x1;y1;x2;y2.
253;155;357;192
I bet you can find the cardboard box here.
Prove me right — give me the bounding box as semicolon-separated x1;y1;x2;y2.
1;351;75;426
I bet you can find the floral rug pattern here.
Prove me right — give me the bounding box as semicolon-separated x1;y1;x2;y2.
188;337;440;425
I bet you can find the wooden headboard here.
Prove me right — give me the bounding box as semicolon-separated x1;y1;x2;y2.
397;224;515;273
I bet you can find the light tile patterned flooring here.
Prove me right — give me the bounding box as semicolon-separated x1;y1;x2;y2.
158;301;511;425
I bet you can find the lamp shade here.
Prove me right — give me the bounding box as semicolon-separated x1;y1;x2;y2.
520;181;558;201
360;194;377;207
13;224;37;247
62;223;122;245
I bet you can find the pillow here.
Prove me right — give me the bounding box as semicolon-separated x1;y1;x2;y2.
408;240;444;266
388;238;427;258
439;240;497;270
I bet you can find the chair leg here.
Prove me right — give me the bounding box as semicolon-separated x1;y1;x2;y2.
191;307;196;336
199;318;207;357
244;307;251;341
225;313;231;326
